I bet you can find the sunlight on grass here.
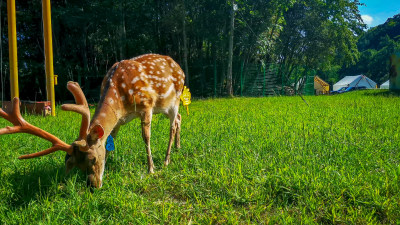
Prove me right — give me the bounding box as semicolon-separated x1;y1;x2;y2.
0;90;399;223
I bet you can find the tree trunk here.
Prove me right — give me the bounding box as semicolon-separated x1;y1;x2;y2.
119;1;126;60
226;0;235;96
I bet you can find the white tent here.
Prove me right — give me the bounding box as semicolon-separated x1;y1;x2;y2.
380;80;389;89
333;75;377;91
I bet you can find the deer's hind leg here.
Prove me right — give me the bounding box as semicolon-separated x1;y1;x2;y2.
141;109;154;173
164;104;179;166
174;113;181;149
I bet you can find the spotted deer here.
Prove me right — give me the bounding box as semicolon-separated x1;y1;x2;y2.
0;54;185;188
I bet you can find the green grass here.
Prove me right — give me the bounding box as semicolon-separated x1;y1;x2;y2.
0;90;399;224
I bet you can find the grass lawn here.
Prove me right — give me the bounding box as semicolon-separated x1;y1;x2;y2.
0;90;399;224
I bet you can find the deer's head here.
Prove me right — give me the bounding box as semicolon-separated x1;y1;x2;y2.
0;82;106;188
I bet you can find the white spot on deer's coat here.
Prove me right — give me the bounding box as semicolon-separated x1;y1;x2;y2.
149;70;154;74
121;83;126;88
150;66;155;69
156;71;161;74
100;113;106;117
140;72;148;79
141;86;155;93
160;84;174;99
131;76;140;84
129;89;134;95
108;98;114;104
121;69;125;72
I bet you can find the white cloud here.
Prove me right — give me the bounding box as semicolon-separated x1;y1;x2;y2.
361;15;374;25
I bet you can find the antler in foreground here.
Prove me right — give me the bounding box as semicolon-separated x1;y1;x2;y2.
0;98;73;159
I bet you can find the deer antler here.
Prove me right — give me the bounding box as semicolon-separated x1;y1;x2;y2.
61;82;90;141
0;98;73;159
0;81;91;159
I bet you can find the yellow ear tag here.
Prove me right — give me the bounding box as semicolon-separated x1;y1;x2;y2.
180;86;191;115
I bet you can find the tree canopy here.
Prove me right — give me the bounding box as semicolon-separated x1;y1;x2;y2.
0;0;394;100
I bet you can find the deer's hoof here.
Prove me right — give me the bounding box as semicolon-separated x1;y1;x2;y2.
164;159;170;166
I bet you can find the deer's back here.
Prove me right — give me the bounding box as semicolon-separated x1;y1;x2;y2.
100;54;185;115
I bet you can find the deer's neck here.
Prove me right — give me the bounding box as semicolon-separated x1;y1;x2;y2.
90;97;123;142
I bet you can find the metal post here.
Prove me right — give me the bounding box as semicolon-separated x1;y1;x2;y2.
42;0;56;116
7;0;19;99
262;64;266;97
240;60;244;96
281;64;284;95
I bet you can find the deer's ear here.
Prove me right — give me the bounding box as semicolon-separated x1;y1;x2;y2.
89;124;105;140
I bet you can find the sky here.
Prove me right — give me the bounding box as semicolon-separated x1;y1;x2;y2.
359;0;400;28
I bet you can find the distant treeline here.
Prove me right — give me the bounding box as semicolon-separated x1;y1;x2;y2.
1;0;396;101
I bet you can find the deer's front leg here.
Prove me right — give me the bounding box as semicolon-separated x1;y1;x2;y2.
110;124;121;138
141;110;154;173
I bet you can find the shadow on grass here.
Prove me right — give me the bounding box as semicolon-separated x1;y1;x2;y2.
362;90;400;97
6;161;84;209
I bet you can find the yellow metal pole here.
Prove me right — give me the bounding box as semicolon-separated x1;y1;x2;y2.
7;0;19;99
42;0;56;116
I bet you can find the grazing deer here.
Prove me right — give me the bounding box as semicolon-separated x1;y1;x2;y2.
0;54;185;188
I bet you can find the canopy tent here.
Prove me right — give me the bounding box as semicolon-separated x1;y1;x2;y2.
314;76;329;95
380;80;390;89
333;75;377;91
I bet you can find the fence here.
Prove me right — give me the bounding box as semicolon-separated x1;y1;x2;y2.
74;60;316;101
187;60;288;98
